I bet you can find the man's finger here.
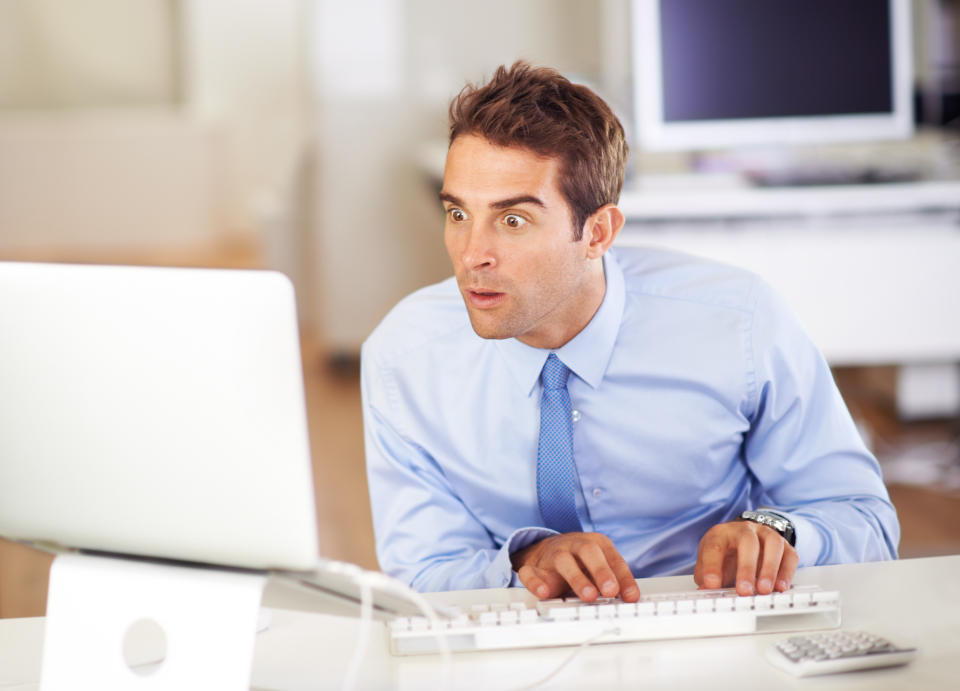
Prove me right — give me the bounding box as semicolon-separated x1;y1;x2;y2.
696;534;728;589
573;542;619;598
601;543;640;601
734;530;761;595
775;545;800;592
755;528;784;594
554;551;599;601
517;564;565;600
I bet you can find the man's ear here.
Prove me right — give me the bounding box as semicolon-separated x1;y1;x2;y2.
584;204;625;259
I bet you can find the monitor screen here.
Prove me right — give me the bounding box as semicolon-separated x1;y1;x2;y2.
633;0;913;150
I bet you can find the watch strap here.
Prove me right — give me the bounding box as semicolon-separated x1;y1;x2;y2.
739;508;797;547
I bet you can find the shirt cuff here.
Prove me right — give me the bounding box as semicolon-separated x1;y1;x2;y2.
485;526;559;588
780;511;822;567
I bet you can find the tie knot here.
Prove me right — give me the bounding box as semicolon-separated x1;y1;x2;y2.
540;353;570;390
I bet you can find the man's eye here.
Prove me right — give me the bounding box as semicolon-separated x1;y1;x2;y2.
503;214;527;229
448;208;466;222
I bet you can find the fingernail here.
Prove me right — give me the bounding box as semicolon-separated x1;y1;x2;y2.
582;585;597;599
739;580;754;594
758;578;772;593
776;579;789;591
704;574;721;588
536;585;548;598
601;579;617;595
624;585;639;599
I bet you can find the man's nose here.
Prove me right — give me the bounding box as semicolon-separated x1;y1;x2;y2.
461;225;497;271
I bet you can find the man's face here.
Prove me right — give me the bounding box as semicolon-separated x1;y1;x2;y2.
441;134;600;349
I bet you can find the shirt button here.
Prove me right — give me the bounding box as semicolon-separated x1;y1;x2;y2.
592;488;603;498
571;409;582;423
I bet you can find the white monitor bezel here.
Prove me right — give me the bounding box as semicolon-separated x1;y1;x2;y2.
632;0;914;151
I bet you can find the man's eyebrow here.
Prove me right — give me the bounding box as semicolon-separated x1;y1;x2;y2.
489;195;546;211
438;192;464;206
438;192;547;210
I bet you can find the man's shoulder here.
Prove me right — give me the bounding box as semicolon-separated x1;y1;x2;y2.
612;245;763;313
363;276;473;364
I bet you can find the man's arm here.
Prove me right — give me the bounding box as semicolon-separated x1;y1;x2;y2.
362;344;556;591
695;281;899;594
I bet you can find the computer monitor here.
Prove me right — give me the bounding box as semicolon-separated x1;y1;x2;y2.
632;0;914;151
0;261;320;572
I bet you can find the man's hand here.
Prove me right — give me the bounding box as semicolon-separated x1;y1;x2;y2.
694;520;798;596
511;532;640;602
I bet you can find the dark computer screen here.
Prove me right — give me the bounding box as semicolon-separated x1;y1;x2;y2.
659;0;894;122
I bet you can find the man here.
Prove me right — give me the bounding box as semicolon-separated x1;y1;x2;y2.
361;62;898;603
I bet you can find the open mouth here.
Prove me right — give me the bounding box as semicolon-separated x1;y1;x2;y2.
466;290;506;308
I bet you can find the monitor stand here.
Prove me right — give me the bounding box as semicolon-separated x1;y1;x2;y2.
39;552;266;690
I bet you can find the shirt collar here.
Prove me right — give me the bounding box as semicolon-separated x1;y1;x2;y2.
494;251;626;396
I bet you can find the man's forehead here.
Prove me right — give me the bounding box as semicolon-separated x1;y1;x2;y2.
442;134;561;205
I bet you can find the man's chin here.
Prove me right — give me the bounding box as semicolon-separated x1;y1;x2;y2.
465;312;517;341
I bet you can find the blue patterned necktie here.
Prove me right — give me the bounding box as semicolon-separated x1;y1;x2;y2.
536;354;583;533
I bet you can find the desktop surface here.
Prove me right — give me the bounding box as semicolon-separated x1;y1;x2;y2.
2;555;957;689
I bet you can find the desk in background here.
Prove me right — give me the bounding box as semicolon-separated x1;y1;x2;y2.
2;555;957;690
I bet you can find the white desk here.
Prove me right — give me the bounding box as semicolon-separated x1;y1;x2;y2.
2;555;957;690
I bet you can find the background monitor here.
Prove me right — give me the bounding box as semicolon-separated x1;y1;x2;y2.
632;0;914;151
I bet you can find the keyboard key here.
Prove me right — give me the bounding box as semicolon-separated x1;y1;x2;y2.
656;601;675;615
577;606;598;620
715;598;734;612
815;591;841;606
519;609;539;624
772;593;792;609
596;604;617;618
498;610;519;625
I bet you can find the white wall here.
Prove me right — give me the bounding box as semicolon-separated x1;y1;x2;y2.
0;0;311;263
0;0;178;109
312;0;605;350
181;0;312;233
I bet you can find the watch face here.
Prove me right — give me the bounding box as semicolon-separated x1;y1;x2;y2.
747;510;796;547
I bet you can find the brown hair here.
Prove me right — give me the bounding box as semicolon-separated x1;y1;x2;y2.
448;61;628;240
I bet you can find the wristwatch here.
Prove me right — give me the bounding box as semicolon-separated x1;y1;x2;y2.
739;508;796;547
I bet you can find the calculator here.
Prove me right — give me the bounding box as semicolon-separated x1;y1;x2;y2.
766;630;917;677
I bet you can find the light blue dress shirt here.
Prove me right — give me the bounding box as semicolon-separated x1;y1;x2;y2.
361;247;899;592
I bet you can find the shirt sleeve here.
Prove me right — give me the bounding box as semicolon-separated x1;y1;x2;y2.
361;342;556;591
742;282;900;566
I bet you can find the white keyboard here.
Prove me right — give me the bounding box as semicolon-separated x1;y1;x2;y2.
389;586;841;655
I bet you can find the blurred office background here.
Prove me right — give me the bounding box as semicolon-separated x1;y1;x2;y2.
1;0;959;617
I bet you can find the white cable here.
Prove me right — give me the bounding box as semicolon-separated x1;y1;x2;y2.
509;627;620;691
363;572;454;691
330;567;453;691
339;576;373;691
